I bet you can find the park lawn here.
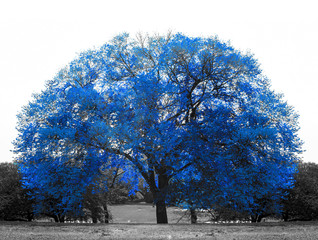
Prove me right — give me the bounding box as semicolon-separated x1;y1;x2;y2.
1;221;318;240
1;204;318;239
108;203;210;224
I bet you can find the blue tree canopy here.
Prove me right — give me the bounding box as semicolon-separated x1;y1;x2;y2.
14;33;302;223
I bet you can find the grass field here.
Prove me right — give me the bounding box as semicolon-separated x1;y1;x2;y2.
1;221;318;239
108;203;210;224
1;204;318;239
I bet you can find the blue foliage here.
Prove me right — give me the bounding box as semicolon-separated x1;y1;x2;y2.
13;33;302;221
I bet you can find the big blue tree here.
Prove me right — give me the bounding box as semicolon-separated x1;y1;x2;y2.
14;33;302;223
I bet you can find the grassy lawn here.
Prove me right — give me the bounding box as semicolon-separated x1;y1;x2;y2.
1;204;318;239
109;203;210;224
1;221;318;239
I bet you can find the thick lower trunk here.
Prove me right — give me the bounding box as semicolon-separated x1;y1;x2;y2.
156;200;168;224
153;173;169;224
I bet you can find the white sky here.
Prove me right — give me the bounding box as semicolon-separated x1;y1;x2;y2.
0;0;317;163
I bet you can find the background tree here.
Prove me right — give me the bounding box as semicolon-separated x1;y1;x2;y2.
18;157;91;222
283;162;318;221
14;33;302;223
0;162;34;221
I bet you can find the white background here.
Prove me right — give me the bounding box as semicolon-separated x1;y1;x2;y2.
0;0;317;163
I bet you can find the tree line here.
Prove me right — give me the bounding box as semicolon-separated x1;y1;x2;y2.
1;161;318;222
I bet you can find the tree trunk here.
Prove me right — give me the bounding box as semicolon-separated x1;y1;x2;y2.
251;214;264;223
190;209;197;224
257;215;264;223
59;215;65;223
91;207;100;223
104;204;109;224
251;215;257;223
53;215;59;223
154;173;169;224
27;212;34;222
156;199;168;223
283;212;289;222
92;216;98;223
